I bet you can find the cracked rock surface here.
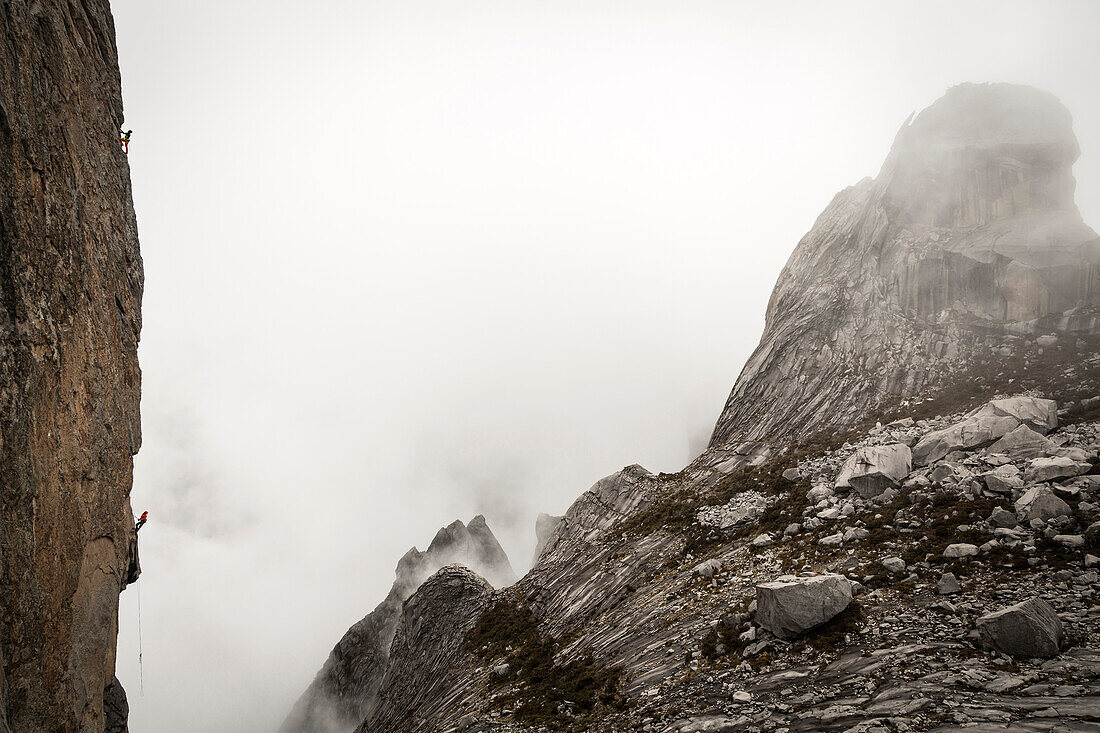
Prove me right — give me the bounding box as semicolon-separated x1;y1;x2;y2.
1;2;143;731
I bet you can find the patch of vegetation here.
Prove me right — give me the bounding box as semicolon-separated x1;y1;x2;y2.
699;618;746;661
878;333;1100;426
875;330;1100;424
466;597;627;729
621;427;863;558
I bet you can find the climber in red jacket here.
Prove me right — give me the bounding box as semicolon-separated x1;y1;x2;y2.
135;510;148;532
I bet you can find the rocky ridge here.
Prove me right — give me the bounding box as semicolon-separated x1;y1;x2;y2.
365;393;1100;733
285;84;1100;733
280;517;516;733
1;2;143;732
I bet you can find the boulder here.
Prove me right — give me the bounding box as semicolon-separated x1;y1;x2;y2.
755;574;852;639
1015;487;1073;523
977;598;1063;658
1024;456;1090;483
943;543;979;558
938;572;961;595
1053;534;1084;548
929;464;957;483
752;533;774;548
835;444;913;498
782;468;801;482
693;559;722;578
843;527;869;541
982;465;1025;494
881;557;906;574
912;397;1058;466
989;507;1018;529
986;425;1056;460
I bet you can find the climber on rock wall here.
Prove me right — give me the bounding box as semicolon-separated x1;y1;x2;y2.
135;510;148;532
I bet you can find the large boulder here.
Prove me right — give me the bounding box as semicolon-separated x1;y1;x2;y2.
981;464;1024;494
977;598;1063;658
835;444;912;498
986;424;1056;460
1024;456;1091;483
755;574;852;639
912;397;1058;466
1015;487;1073;523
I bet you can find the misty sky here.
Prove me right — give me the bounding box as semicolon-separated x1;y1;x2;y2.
108;2;1100;731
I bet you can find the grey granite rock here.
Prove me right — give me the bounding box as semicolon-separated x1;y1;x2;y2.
1015;487;1073;523
755;574;852;639
987;424;1057;460
710;84;1095;451
977;598;1063;658
835;444;912;497
913;397;1059;466
1024;456;1090;483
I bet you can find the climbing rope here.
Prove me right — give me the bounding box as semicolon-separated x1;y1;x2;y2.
137;581;144;696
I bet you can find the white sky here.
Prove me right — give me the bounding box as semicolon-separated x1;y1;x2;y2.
109;2;1100;731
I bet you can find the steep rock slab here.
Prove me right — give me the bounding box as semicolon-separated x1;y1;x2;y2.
533;464;660;561
358;566;494;733
977;598;1063;658
755;574;853;640
0;2;143;731
710;83;1096;451
280;517;515;733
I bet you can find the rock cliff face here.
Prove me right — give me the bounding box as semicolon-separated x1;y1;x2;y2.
0;2;142;732
305;84;1100;733
280;517;516;733
710;83;1100;449
357;566;495;733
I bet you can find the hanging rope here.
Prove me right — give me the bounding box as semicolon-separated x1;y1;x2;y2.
137;581;145;696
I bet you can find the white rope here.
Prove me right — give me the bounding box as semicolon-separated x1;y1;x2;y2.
137;580;144;696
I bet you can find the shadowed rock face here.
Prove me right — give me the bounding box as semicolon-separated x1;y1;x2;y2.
1;2;143;731
279;517;515;733
357;566;495;733
711;83;1100;449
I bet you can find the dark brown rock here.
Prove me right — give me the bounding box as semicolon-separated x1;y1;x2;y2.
102;677;128;733
1;2;142;731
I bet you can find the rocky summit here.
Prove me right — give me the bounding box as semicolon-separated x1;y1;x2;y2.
279;83;1100;733
280;517;516;733
710;83;1099;455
